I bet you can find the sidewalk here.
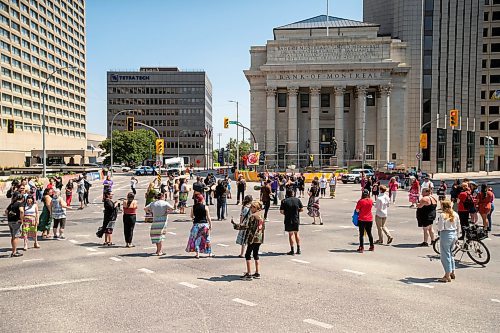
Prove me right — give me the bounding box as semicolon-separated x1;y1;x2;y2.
433;171;500;180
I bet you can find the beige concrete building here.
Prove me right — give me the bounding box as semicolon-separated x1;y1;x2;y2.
0;0;86;168
481;0;500;171
245;15;410;169
364;0;483;173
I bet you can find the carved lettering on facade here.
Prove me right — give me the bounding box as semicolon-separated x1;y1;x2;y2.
273;71;390;81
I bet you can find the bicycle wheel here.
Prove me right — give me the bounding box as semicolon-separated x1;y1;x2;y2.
466;240;490;266
433;237;441;254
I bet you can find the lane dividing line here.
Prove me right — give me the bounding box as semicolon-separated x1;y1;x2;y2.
216;243;229;247
179;282;198;289
303;319;333;329
23;258;44;262
232;298;257;307
167;232;177;235
339;226;355;229
138;268;154;274
87;252;105;256
342;269;365;276
407;282;434;289
312;229;322;232
491;299;500;303
291;259;310;264
85;247;98;252
0;278;98;292
69;240;79;244
109;257;122;262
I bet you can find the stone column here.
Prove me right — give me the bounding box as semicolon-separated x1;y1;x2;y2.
355;86;368;160
378;85;391;164
266;87;276;165
334;86;345;167
287;87;298;167
310;87;321;166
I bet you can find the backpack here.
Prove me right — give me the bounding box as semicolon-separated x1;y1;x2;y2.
463;193;474;210
7;202;21;222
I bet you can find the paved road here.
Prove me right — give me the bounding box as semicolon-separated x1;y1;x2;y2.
0;175;499;332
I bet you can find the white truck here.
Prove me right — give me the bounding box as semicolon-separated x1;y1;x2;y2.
164;157;185;176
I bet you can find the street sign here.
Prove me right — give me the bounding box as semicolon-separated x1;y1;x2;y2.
419;133;428;149
155;160;162;167
387;162;395;170
416;153;422;160
247;152;260;166
228;121;238;125
253;142;259;151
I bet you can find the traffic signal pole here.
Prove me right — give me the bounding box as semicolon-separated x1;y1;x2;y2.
110;109;139;177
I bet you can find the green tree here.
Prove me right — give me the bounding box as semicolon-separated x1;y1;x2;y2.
99;129;157;166
226;139;252;165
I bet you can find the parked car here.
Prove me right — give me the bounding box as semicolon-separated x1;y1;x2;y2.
341;168;374;184
134;166;157;176
110;165;131;173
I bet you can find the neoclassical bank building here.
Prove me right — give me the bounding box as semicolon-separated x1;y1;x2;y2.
245;16;410;169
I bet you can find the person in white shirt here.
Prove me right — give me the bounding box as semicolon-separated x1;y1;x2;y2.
374;185;393;245
319;174;327;198
436;199;459;282
329;174;337;198
421;177;434;194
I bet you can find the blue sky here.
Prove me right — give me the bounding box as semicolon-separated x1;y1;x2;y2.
86;0;363;146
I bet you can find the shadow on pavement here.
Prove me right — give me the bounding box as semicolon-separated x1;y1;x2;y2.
120;252;152;258
260;252;285;257
329;249;358;253
76;242;103;247
400;277;437;285
164;255;195;260
391;243;421;249
198;275;241;283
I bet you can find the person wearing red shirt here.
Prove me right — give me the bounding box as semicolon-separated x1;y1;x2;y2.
477;184;493;232
355;190;374;253
457;183;470;240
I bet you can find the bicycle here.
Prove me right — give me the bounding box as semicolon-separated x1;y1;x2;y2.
433;224;490;266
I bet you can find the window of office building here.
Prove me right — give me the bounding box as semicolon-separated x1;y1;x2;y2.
343;93;350;108
366;92;376;106
490;106;500;114
491;75;500;84
320;93;330;108
491;59;500;68
277;93;287;108
299;93;309;108
493;11;500;21
366;145;375;160
492;43;500;52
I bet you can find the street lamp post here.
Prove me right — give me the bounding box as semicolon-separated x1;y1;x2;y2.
229;100;239;171
42;65;78;178
486;116;500;175
177;129;189;158
110;109;139;177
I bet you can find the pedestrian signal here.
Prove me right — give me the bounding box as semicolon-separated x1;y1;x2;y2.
126;117;134;131
449;110;459;127
7;119;14;133
224;117;229;129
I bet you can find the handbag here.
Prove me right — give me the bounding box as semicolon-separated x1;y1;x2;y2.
352;210;359;227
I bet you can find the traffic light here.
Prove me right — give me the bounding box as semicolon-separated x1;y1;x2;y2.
7;119;14;133
155;138;164;154
449;109;459;127
224;117;229;129
126;117;134;131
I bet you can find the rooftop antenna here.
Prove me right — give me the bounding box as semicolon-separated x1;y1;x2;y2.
326;0;329;36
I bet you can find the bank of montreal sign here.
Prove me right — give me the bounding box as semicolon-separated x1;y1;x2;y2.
110;74;151;82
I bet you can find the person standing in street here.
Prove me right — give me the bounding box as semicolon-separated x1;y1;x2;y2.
271;176;279;205
260;179;272;222
329;173;337;198
51;189;67;239
236;175;246;205
372;180;380;201
122;192;138;248
280;189;304;255
130;176;138;195
374;185;393;245
65;179;74;207
449;179;461;211
477;184;493;233
232;201;265;280
76;176;85;210
215;179;227;220
437;180;448;202
20;195;39;250
145;192;174;256
5;193;24;257
83;174;91;206
178;178;189;214
319;174;327;198
408;177;420;208
487;186;495;232
101;191;119;246
235;195;253;258
436;200;459;283
416;188;437;247
421;176;434;195
298;174;306;198
37;188;52;239
307;180;323;225
355;190;374;253
388;177;399;204
186;194;213;258
457;183;471;240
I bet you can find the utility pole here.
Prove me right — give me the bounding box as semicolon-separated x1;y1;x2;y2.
217;133;222;151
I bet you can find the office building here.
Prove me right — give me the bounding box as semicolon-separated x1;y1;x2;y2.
364;0;483;173
106;67;213;168
0;0;87;167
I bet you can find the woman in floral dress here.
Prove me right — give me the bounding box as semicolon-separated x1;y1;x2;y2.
185;194;213;258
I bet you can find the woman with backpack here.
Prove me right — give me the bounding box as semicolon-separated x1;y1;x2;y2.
235;195;253;258
100;191;119;246
372;180;380;201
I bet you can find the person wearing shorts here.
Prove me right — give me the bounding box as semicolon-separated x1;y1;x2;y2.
5;193;24;257
280;189;304;255
51;189;68;239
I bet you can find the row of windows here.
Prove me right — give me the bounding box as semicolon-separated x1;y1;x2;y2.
485;0;500;6
165;141;204;150
483;27;500;38
0;118;86;137
108;86;205;95
484;11;500;22
481;74;500;84
275;92;374;108
109;98;206;106
480;121;500;131
2;90;84;113
482;43;500;53
480;105;500;114
482;59;500;69
2;106;85;127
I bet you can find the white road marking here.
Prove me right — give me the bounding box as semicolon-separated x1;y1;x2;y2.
167;232;177;235
0;278;97;292
109;257;122;262
87;252;105;256
276;233;284;236
232;298;256;307
69;240;79;244
85;247;98;252
303;319;333;329
291;259;310;264
216;243;229;247
491;298;500;303
138;268;154;274
342;269;365;276
407;282;434;289
339;225;355;229
22;258;44;262
179;282;198;289
143;246;156;250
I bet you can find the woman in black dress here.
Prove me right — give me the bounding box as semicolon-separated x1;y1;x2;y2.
416;188;437;247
